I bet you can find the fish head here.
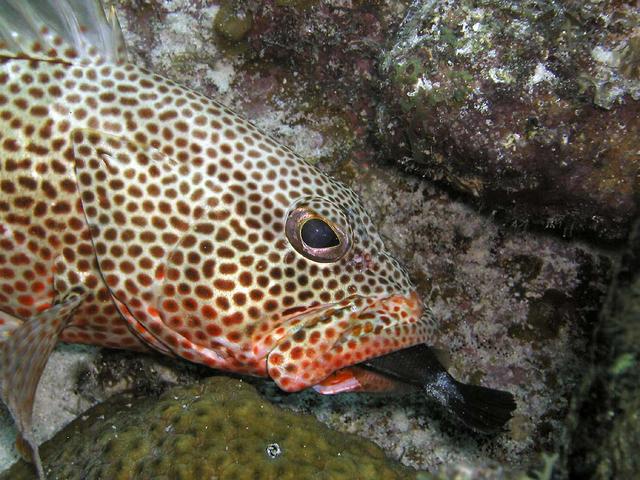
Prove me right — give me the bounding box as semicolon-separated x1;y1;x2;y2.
73;120;430;393
156;157;429;391
244;179;429;391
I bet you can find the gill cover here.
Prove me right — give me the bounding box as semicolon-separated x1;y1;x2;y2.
72;129;231;368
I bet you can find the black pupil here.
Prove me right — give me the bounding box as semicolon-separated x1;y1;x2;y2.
301;219;340;249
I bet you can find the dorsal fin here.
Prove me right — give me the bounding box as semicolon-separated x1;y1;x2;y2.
0;0;126;64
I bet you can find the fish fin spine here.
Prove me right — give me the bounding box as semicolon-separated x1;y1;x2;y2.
0;0;127;65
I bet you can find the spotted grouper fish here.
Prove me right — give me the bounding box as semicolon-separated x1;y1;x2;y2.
0;1;515;476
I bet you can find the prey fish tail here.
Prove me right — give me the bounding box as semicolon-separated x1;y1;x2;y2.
322;344;516;434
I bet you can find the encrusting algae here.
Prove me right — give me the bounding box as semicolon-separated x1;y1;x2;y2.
0;377;425;480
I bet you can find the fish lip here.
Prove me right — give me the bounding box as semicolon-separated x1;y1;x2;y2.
333;290;423;341
270;291;423;348
283;290;422;324
256;293;417;346
263;291;425;392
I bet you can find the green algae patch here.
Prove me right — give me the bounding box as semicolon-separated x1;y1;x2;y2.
2;377;424;480
214;2;253;44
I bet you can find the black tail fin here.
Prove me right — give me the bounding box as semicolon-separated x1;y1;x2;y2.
363;344;516;433
425;374;516;433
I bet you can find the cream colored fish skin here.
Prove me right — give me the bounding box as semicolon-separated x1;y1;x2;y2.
0;0;435;475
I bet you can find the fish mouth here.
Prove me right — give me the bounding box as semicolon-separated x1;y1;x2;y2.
263;291;429;392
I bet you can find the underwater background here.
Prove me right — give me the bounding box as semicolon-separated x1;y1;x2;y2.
0;0;638;478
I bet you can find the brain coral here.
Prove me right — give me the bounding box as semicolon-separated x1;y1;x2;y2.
2;376;427;480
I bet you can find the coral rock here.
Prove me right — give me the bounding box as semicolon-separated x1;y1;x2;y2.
377;0;640;240
1;377;423;480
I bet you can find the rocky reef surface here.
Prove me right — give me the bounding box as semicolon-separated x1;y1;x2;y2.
377;0;640;241
0;1;635;478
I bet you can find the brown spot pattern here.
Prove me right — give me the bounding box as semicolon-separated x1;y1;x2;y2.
0;33;431;394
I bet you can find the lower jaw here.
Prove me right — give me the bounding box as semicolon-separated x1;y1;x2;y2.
311;364;414;395
265;291;426;392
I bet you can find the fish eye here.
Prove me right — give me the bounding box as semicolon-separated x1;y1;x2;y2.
301;218;340;249
285;208;350;263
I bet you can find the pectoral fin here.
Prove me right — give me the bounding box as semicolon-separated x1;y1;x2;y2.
0;294;85;478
